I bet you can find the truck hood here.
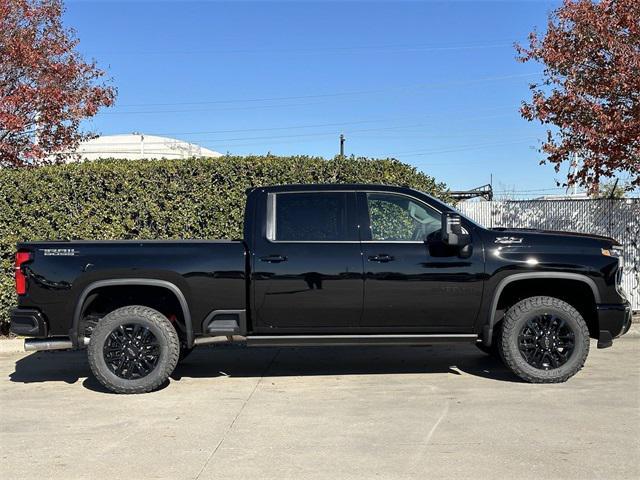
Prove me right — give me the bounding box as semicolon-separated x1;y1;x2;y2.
490;227;619;246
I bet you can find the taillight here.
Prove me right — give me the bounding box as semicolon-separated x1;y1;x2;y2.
15;251;32;295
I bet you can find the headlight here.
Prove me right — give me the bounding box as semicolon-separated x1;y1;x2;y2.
602;246;624;266
602;246;625;297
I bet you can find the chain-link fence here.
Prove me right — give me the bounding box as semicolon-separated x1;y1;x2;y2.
458;199;640;310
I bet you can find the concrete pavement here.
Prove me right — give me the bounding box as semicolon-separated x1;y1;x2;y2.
1;332;639;480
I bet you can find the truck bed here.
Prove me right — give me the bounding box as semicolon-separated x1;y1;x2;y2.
16;239;248;340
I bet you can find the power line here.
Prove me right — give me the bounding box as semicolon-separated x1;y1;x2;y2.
100;100;327;115
83;112;529;155
384;138;537;158
90;128;529;147
92;121;528;147
117;119;384;137
218;136;536;154
105;72;541;112
83;105;539;154
97;105;517;137
90;40;521;57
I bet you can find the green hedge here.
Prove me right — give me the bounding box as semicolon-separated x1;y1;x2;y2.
0;155;448;332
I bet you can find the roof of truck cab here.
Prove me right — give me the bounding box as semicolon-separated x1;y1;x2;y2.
257;183;421;193
252;184;457;216
256;183;446;203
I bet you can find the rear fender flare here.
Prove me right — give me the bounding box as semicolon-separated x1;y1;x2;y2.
71;279;193;347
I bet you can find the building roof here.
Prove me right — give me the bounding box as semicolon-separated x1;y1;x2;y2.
68;134;222;161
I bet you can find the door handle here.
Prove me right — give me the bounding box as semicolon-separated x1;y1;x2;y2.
260;254;288;263
368;254;394;263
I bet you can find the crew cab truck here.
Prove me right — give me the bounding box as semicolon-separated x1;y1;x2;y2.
11;184;632;393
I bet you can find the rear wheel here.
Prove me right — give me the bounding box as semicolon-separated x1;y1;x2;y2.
88;305;180;394
499;296;589;383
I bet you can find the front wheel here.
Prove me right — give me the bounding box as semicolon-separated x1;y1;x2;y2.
88;306;180;394
499;296;590;383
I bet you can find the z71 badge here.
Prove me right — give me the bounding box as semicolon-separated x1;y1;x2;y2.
41;248;77;256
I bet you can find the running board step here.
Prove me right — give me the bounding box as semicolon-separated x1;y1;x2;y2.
206;319;239;335
245;334;477;348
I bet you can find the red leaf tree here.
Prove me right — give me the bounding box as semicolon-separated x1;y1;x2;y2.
0;0;116;167
517;0;640;192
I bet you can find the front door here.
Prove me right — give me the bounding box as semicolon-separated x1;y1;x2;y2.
358;191;484;331
252;190;363;332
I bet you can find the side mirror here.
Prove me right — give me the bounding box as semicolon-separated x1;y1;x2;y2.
441;212;471;247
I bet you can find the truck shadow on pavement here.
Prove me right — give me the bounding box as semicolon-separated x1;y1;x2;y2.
9;344;522;393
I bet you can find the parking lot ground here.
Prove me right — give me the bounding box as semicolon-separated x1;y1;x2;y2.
1;329;639;480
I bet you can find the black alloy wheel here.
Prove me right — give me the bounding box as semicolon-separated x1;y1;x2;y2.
499;296;590;383
517;314;576;370
88;306;180;394
103;324;161;379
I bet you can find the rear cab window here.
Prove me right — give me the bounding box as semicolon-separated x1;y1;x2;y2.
267;192;356;242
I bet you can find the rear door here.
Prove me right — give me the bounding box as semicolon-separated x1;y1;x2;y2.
358;191;484;331
252;190;363;332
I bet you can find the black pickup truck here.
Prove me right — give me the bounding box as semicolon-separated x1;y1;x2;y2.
11;184;632;393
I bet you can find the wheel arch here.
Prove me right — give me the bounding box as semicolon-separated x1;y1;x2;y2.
484;272;600;346
72;279;193;348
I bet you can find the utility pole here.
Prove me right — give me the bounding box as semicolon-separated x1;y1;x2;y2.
609;178;619;199
339;134;345;157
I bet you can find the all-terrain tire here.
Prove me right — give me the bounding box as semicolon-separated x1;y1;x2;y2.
500;296;590;383
88;305;180;394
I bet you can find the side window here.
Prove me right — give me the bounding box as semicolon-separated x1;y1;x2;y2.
273;192;348;241
367;193;441;241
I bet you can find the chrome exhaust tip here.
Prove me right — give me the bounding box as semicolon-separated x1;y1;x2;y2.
24;338;73;352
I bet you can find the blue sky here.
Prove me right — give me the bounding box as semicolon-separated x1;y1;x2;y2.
67;0;567;196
